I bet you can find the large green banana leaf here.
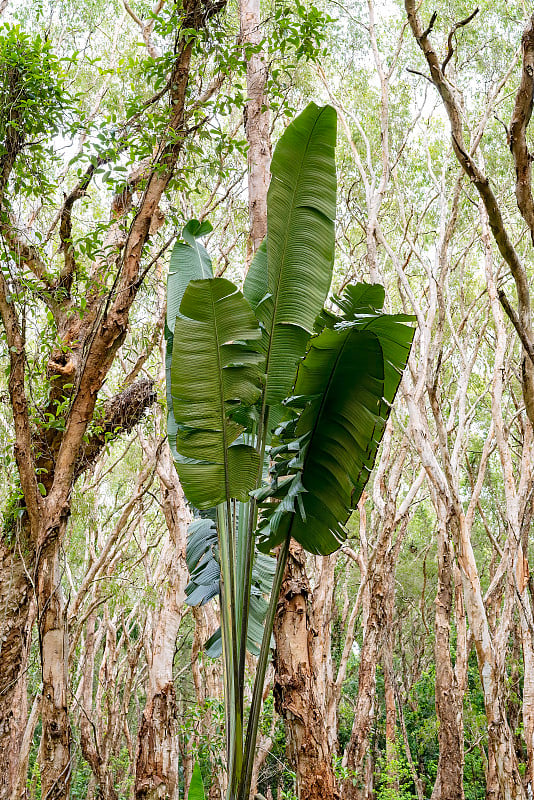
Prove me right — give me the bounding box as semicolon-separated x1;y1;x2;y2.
243;102;337;405
332;283;415;410
166;219;213;332
166;220;213;460
256;284;415;555
171;277;264;509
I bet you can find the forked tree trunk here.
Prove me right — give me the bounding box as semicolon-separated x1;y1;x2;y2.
273;542;338;800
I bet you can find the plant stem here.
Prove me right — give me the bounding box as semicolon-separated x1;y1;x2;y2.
237;411;270;726
237;529;291;800
217;504;240;790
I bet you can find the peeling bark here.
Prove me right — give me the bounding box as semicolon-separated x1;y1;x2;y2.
240;0;271;262
37;540;72;800
343;489;409;800
135;441;190;800
273;542;338;800
431;512;465;800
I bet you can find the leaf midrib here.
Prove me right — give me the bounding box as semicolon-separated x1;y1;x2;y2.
208;284;231;500
264;107;330;397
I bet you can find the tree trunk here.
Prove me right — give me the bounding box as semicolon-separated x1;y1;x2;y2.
2;593;36;800
0;534;34;800
79;610;119;800
240;0;271;262
382;631;398;797
135;686;180;800
37;539;72;800
342;525;401;800
135;442;190;800
431;515;465;800
11;692;40;800
521;613;534;795
486;748;501;800
273;542;338;800
452;518;524;800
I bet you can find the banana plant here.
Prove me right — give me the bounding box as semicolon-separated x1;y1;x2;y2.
166;103;415;800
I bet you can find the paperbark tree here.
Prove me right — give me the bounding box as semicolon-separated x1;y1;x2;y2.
240;0;271;262
402;7;534;796
342;439;422;800
0;1;226;796
135;437;191;800
273;543;339;800
430;498;467;800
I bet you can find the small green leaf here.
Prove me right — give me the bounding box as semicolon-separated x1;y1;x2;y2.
188;762;205;800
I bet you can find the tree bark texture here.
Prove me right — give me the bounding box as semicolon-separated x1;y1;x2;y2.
431;514;465;800
240;0;271;261
342;517;404;800
0;547;34;800
37;540;72;800
273;542;339;800
135;442;191;800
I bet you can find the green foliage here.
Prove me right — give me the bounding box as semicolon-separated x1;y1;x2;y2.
256;286;414;554
375;737;417;800
166;221;215;461
244;102;337;405
1;482;25;547
70;755;92;800
0;23;74;200
0;24;66;141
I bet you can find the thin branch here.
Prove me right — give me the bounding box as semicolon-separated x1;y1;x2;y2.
441;8;479;74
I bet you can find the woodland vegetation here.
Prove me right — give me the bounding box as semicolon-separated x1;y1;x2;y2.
3;0;534;799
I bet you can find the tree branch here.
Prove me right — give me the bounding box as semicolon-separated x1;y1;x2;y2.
405;0;534;421
404;0;530;317
0;272;42;530
73;377;157;481
47;0;227;515
441;8;479;74
509;14;534;244
498;289;534;366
